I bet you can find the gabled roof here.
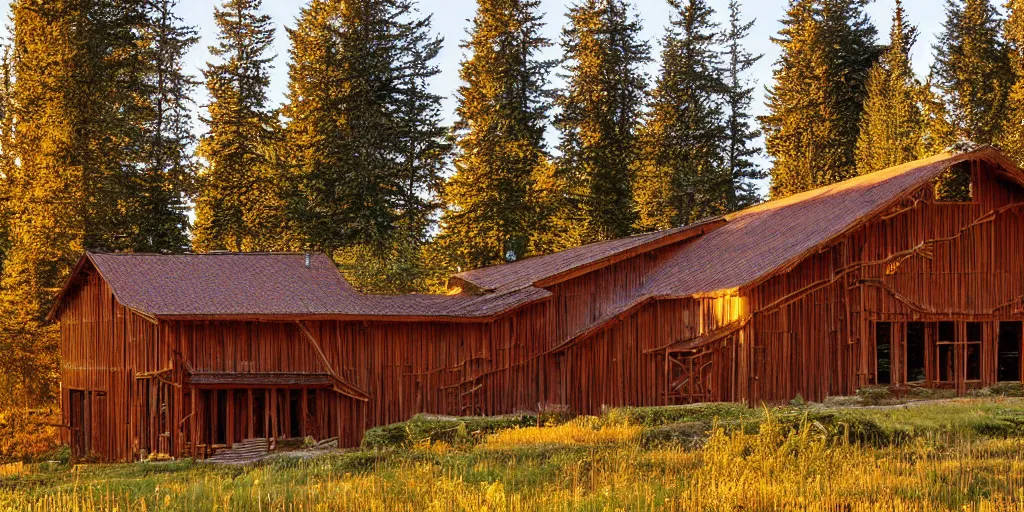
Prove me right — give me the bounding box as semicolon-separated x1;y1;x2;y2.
558;147;1024;345
450;217;725;293
49;252;551;321
646;147;1021;298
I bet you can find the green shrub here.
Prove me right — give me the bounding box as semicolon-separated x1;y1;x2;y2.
362;414;537;450
984;382;1024;397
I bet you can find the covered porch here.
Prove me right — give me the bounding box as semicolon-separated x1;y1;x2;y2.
181;372;341;459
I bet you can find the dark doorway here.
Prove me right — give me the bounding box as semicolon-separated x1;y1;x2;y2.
253;390;266;438
307;390;318;439
999;322;1022;382
876;322;892;385
966;322;983;381
69;390;86;459
906;322;926;382
215;390;228;445
289;391;302;438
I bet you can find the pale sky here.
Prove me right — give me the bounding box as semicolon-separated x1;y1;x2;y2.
0;0;951;181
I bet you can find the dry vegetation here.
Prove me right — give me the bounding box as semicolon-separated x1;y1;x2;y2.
5;397;1024;511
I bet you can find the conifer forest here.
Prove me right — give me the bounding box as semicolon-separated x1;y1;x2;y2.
5;0;1024;509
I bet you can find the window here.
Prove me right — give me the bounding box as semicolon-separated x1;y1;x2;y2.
966;322;982;381
906;322;926;382
999;322;1022;382
937;322;956;382
876;322;892;385
935;161;973;202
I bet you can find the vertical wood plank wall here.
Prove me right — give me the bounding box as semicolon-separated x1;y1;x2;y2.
58;158;1024;461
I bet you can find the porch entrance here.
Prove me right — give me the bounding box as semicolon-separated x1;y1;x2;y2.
183;382;334;458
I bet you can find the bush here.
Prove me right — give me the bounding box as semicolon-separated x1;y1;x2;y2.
606;403;752;427
362;414;537;450
0;408;60;462
983;382;1024;397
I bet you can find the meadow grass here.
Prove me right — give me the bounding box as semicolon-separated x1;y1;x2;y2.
4;398;1024;511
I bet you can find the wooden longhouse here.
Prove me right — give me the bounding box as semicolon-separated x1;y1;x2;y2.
51;147;1024;461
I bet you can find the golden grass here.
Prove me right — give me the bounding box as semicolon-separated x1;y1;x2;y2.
482;416;642;448
5;405;1024;510
0;462;22;478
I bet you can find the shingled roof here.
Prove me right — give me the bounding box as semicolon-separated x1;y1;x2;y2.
646;147;1022;298
49;252;551;321
559;147;1024;344
50;148;1022;327
450;217;725;293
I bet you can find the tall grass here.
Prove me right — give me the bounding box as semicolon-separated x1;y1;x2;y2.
5;400;1024;511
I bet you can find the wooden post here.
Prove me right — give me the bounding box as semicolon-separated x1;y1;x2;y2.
211;390;219;446
190;389;196;457
266;389;274;438
270;388;277;440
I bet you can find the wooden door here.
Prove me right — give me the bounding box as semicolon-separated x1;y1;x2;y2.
69;390;86;459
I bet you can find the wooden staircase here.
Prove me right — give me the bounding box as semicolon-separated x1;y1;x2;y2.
203;438;270;465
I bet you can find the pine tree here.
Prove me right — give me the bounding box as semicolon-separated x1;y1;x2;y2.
0;46;13;277
722;0;764;210
931;0;1011;146
283;0;448;291
761;0;880;198
855;0;924;175
435;0;554;270
127;0;199;253
193;0;280;252
0;0;140;404
633;0;728;231
1001;0;1024;162
553;0;650;245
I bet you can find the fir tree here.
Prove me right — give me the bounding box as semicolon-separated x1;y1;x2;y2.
0;0;139;404
553;0;650;245
931;0;1011;146
283;0;448;291
193;0;280;252
435;0;554;270
633;0;728;231
761;0;880;198
855;0;924;175
0;46;12;276
127;0;199;253
722;0;764;210
1001;0;1024;162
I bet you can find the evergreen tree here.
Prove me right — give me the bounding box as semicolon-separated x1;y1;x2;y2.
435;0;554;270
722;0;764;210
0;46;13;277
931;0;1011;146
761;0;880;198
553;0;650;245
193;0;280;252
855;0;924;175
283;0;448;291
127;0;199;253
0;0;140;404
633;0;728;231
1001;0;1024;162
